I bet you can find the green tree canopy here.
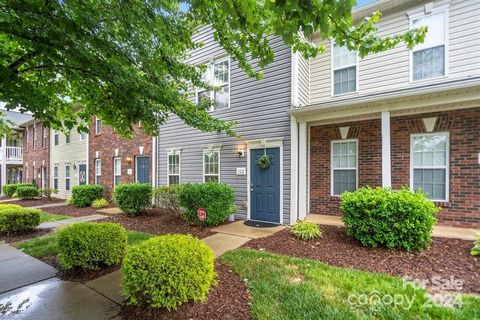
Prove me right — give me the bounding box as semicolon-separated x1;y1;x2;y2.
0;0;426;137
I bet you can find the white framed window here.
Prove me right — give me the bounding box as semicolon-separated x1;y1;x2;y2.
79;132;86;141
25;128;29;151
410;6;448;81
65;165;71;191
95;118;102;134
65;130;71;144
95;159;101;184
53;131;59;145
33;124;37;149
53;165;58;190
114;157;121;186
331;139;358;196
410;132;449;201
196;57;230;111
167;151;180;185
42;126;47;147
203;150;220;182
331;43;358;96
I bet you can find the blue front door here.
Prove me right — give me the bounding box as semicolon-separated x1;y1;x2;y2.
78;164;87;185
136;156;150;183
250;148;280;223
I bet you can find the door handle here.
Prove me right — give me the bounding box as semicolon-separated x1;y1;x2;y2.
250;183;254;191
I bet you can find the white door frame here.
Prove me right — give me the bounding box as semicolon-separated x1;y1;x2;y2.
246;138;284;225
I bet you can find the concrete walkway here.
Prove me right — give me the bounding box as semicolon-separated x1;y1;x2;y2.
29;202;66;209
306;214;479;241
37;214;107;229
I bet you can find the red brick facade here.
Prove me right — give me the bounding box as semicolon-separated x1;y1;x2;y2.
309;107;480;227
23;121;49;188
88;119;153;198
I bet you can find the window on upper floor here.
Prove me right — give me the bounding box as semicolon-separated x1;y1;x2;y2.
332;44;358;96
53;131;59;145
411;133;449;201
411;9;447;81
42;126;47;147
167;152;180;185
33;125;37;149
203;150;220;182
196;58;230;111
331;140;358;196
79;132;86;141
65;130;71;144
95;118;102;134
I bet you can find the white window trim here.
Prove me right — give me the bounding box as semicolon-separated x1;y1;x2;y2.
167;150;181;185
95;118;102;134
95;159;101;184
65;165;71;190
33;124;37;149
53;165;59;189
409;4;449;83
409;132;450;202
330;41;359;97
113;157;121;187
53;131;59;145
202;149;221;182
79;132;86;141
330;139;359;196
42;126;47;147
195;56;231;111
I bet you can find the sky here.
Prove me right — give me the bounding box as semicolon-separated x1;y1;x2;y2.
355;0;378;8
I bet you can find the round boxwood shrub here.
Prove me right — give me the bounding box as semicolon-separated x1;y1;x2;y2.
290;221;323;241
16;186;39;200
114;183;152;215
178;182;236;226
71;185;104;207
340;186;438;251
57;222;127;270
122;234;216;310
0;208;41;234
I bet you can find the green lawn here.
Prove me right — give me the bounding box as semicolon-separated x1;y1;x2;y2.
220;249;480;320
15;230;155;258
39;212;70;223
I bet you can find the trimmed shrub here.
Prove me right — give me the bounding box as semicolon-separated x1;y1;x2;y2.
16;186;39;200
290;221;323;241
0;204;23;211
113;183;152;215
341;186;438;251
92;198;109;209
471;233;480;256
153;185;183;215
57;222;127;270
178;182;236;226
122;234;216;310
3;183;34;197
40;188;58;200
0;208;41;234
71;185;103;207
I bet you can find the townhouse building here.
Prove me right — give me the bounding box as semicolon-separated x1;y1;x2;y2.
22;119;50;189
88;117;155;198
290;0;480;227
157;0;479;228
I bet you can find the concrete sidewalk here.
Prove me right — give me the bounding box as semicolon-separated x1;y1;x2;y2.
37;214;107;229
306;214;479;241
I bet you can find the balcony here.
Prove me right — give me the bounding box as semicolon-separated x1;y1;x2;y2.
1;146;23;164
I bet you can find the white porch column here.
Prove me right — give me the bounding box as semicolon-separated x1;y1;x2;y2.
289;116;299;225
1;138;6;196
381;111;392;188
298;122;308;220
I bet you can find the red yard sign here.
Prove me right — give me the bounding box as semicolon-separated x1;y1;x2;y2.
197;208;206;221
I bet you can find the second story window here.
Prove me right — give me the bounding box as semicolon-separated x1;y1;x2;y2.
95;118;102;134
332;44;357;96
54;131;59;145
196;58;230;111
65;130;71;144
411;10;447;81
42;126;47;148
33;125;37;149
79;132;86;141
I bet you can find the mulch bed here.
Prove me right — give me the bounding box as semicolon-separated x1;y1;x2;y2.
120;262;251;320
100;208;217;239
41;205;101;217
0;228;54;244
40;255;119;283
244;225;480;295
7;198;65;207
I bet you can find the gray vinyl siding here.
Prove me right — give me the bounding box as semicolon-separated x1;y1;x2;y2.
297;53;310;106
158;27;292;224
309;0;480;105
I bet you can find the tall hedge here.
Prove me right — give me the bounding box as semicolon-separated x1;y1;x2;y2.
71;185;103;207
340;187;438;251
178;182;236;226
114;183;152;215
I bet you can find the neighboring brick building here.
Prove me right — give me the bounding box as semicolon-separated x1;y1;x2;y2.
22;119;50;189
89;117;154;198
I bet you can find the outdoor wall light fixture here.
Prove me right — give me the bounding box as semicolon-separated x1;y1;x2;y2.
126;157;133;165
237;148;245;157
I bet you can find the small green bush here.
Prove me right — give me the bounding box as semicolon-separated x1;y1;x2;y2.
92;198;109;209
178;182;236;226
40;188;58;200
0;204;23;211
290;221;323;241
57;222;127;270
3;183;35;197
16;186;39;200
0;208;41;234
341;186;438;251
113;183;152;215
471;232;480;256
122;234;216;310
153;185;183;215
71;185;103;207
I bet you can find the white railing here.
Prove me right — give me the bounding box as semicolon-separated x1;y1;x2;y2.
4;146;23;161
